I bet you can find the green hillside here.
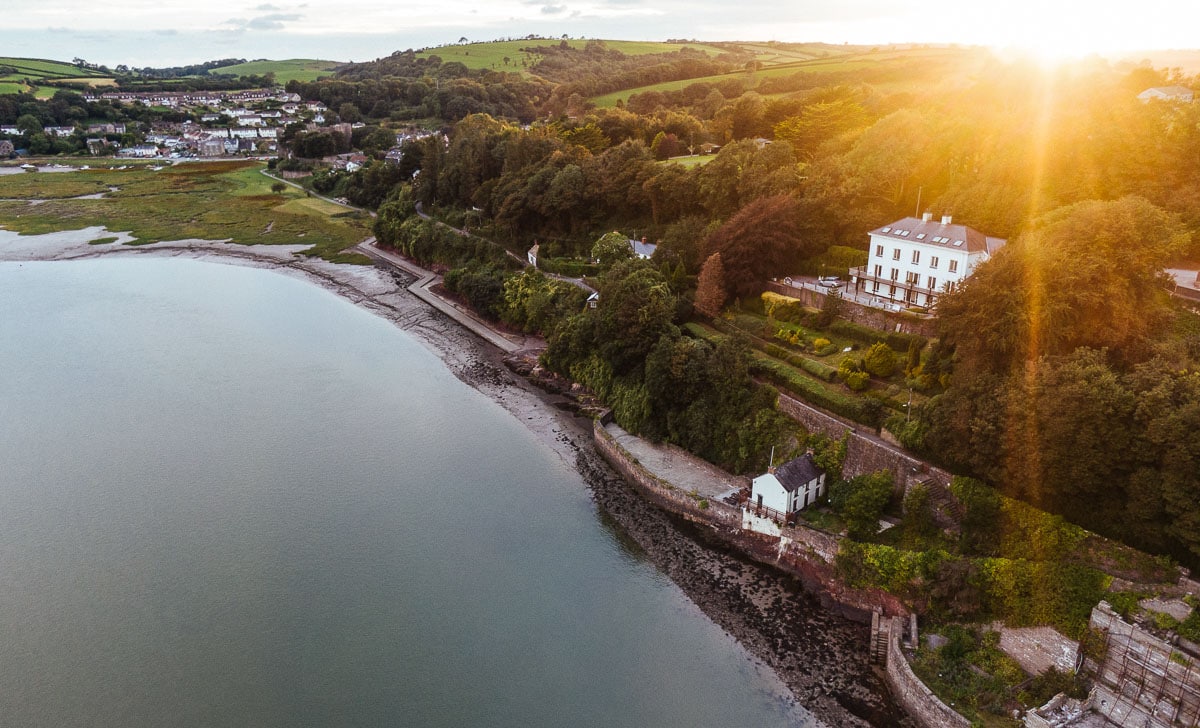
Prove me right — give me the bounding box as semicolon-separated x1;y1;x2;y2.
0;57;114;95
417;39;726;72
210;59;340;84
590;45;973;107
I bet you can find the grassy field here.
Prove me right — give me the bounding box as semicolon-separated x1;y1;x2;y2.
0;161;372;264
662;154;717;168
590;46;971;107
0;57;115;95
417;39;725;72
211;59;340;84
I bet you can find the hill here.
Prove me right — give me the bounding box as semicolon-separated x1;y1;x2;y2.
0;57;114;96
210;59;341;84
415;38;727;72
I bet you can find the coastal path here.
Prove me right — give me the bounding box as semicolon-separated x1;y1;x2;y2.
602;421;747;503
415;202;596;295
355;237;544;355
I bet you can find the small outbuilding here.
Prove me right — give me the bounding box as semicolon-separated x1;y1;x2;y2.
749;452;826;520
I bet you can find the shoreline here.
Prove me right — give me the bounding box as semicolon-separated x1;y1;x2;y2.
0;231;902;727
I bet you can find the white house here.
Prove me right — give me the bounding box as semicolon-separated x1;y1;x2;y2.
749;452;826;520
527;242;540;267
1138;85;1195;103
850;212;1005;308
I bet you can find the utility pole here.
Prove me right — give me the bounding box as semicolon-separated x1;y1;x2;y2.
914;185;922;218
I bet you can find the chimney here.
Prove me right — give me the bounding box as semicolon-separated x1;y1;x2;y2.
767;445;776;474
922;211;932;223
940;215;952;225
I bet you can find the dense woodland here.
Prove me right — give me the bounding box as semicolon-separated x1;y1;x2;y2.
7;41;1200;570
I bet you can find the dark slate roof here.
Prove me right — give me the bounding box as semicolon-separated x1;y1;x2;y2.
776;453;823;493
869;217;1004;255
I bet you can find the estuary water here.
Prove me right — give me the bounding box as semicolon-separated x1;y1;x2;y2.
0;257;815;728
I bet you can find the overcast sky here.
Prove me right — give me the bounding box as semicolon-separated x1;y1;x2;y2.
1;0;1196;67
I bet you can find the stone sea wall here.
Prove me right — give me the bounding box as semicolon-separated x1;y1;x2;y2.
885;616;972;728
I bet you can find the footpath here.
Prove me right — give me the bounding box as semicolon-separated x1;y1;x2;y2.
355;238;543;354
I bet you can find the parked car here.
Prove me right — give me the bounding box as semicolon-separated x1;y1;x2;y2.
817;276;842;289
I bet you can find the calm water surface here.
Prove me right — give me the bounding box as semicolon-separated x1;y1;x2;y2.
0;258;815;727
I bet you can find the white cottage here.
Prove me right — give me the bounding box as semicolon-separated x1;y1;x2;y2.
749;452;825;520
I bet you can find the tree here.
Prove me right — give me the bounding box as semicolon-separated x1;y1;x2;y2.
830;471;893;540
705;194;821;298
591;230;634;269
270;181;287;194
694;252;727;318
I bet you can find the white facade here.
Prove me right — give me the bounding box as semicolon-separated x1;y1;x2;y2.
852;213;1004;308
748;454;826;519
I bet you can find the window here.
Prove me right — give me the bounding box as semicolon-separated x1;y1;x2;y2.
890;268;899;281
873;264;882;277
911;250;920;264
930;256;938;269
892;248;900;260
875;244;883;257
906;272;920;286
872;281;880;293
915;233;926;240
948;260;958;274
881;227;890;233
928;277;937;290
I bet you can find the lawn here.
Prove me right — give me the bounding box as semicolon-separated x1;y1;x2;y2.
0;82;28;94
662;154;717;168
0;161;371;264
211;59;340;84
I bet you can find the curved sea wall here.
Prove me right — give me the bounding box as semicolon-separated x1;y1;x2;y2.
591;414;977;728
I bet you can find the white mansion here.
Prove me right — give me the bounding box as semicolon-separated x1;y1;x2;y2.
849;213;1005;308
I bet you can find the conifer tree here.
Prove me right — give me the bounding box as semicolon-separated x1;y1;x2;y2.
695;252;727;318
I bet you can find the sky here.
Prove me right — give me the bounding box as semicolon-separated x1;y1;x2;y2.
0;0;1197;67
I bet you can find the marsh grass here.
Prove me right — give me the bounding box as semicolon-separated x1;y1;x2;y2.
0;161;371;263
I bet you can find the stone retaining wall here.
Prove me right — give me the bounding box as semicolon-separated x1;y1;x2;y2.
765;281;939;337
885;616;972;728
774;389;959;525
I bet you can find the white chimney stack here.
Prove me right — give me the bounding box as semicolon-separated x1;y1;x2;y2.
922;212;933;223
940;215;952;225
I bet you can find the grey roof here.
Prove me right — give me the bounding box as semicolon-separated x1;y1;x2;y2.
1139;85;1194;98
629;239;658;258
776;453;823;493
869;216;1004;255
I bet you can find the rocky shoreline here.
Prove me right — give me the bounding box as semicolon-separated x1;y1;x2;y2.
0;231;910;727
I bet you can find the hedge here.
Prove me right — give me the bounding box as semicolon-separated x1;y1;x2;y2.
539;257;600;278
828;319;926;353
750;357;875;425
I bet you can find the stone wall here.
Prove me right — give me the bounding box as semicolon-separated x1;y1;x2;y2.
884;616;972;728
773;388;960;530
591;418;903;621
765;281;939;337
592;420;742;531
1085;601;1200;727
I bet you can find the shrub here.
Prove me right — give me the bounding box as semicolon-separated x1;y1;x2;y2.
863;341;898;378
813;337;830;350
844;370;869;391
